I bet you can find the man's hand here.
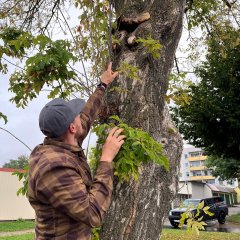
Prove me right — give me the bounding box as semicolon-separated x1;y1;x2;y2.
100;62;119;85
100;127;126;162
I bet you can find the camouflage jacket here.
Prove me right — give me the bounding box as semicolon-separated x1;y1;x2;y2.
28;87;113;239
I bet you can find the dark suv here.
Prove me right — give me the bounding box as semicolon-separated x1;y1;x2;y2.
168;197;228;228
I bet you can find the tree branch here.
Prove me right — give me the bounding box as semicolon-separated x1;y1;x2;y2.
41;0;61;33
0;127;32;152
2;57;25;70
58;6;92;90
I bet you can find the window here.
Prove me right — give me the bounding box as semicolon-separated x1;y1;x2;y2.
204;170;208;176
213;197;223;203
200;160;205;166
189;151;202;157
185;154;188;159
208;170;213;175
192;170;202;176
186;172;189;177
190;161;201;167
185;163;188;167
204;198;214;206
206;179;215;184
227;180;234;185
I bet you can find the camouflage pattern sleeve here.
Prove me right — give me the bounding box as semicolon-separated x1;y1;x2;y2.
35;161;113;227
80;87;105;139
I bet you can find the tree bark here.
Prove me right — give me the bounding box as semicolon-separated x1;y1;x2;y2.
100;1;185;239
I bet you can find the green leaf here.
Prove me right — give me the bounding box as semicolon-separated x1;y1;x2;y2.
0;112;8;124
109;115;123;123
198;201;204;210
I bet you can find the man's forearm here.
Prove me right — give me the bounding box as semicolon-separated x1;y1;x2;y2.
80;87;106;136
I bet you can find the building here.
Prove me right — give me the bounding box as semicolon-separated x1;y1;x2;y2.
173;181;238;207
180;146;238;187
0;168;35;220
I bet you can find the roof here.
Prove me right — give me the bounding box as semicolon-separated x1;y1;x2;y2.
207;184;236;193
0;168;26;173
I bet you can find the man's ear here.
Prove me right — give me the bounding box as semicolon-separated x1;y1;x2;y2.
68;123;76;134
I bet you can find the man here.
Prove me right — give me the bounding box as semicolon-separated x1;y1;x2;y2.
28;63;125;239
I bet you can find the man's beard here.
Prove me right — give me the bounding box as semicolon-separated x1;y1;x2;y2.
76;124;87;146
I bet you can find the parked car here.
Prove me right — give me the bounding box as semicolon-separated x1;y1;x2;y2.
168;197;228;228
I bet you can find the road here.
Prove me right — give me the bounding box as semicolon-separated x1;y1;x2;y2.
163;206;240;233
163;219;240;233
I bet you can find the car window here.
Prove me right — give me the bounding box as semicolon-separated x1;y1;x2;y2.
182;199;200;207
204;198;214;206
213;197;223;203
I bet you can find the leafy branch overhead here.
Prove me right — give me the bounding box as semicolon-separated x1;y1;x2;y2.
0;28;78;108
90;116;169;181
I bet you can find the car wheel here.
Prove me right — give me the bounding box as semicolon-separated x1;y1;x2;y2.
170;220;179;228
218;211;226;224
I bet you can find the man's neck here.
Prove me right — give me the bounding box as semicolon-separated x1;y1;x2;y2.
62;133;79;147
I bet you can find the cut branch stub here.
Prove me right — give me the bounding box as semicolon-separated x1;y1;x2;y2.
118;12;150;33
115;12;151;50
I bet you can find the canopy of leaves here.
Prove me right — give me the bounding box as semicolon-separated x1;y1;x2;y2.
206;156;240;181
168;0;240;106
171;26;240;179
3;155;29;169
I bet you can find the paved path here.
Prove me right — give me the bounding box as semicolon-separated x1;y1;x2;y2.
164;206;240;233
229;206;240;216
0;229;34;237
164;219;240;233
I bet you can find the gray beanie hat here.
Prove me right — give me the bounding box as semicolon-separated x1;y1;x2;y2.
39;98;86;138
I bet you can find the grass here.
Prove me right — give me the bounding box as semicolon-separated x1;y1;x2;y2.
228;213;240;224
0;220;35;232
0;221;239;240
0;234;34;240
161;228;240;240
0;230;239;240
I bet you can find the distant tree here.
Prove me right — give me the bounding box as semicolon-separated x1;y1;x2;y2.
171;26;240;180
206;156;240;182
3;155;29;169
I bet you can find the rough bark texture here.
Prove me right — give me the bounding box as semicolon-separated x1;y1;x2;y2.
100;1;185;239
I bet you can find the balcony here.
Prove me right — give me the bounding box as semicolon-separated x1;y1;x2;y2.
190;176;215;181
187;156;207;161
189;166;207;171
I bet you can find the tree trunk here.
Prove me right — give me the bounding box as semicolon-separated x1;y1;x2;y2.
100;1;185;239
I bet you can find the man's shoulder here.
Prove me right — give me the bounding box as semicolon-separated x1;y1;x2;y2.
29;144;80;178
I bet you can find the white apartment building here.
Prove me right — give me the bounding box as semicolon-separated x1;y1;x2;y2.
180;146;238;188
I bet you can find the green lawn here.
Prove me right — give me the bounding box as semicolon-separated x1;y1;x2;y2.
161;228;240;240
1;230;240;240
0;221;35;232
228;213;240;224
0;234;34;240
0;221;240;240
